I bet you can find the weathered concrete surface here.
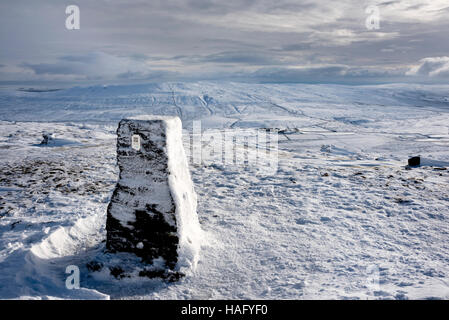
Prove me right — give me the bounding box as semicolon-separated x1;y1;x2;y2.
106;116;201;277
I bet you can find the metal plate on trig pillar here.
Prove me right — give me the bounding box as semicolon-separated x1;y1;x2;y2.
131;134;141;151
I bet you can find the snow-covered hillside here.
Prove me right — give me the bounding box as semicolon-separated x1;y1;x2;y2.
0;82;448;299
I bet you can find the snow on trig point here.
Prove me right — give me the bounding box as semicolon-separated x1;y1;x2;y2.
106;115;201;280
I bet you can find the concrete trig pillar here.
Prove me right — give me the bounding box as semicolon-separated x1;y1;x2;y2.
106;116;201;279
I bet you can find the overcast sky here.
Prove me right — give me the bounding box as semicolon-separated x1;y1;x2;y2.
0;0;448;84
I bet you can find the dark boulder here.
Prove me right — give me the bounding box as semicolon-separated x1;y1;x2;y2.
408;156;420;167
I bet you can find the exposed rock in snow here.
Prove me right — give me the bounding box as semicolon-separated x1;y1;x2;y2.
40;132;53;145
408;156;421;167
106;116;201;279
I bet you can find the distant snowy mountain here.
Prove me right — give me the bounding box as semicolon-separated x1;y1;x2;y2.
1;82;449;129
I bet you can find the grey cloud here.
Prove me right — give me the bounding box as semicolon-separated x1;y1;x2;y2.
169;50;290;66
21;52;156;80
1;0;449;84
280;43;312;51
197;51;285;65
250;65;349;82
117;69;179;80
21;63;84;75
247;65;405;83
407;57;449;78
59;55;97;64
379;1;396;6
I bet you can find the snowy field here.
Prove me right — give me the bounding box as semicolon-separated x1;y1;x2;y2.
0;82;448;299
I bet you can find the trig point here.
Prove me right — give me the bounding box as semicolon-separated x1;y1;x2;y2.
106;116;201;278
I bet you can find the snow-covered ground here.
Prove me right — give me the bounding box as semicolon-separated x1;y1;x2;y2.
0;82;448;299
